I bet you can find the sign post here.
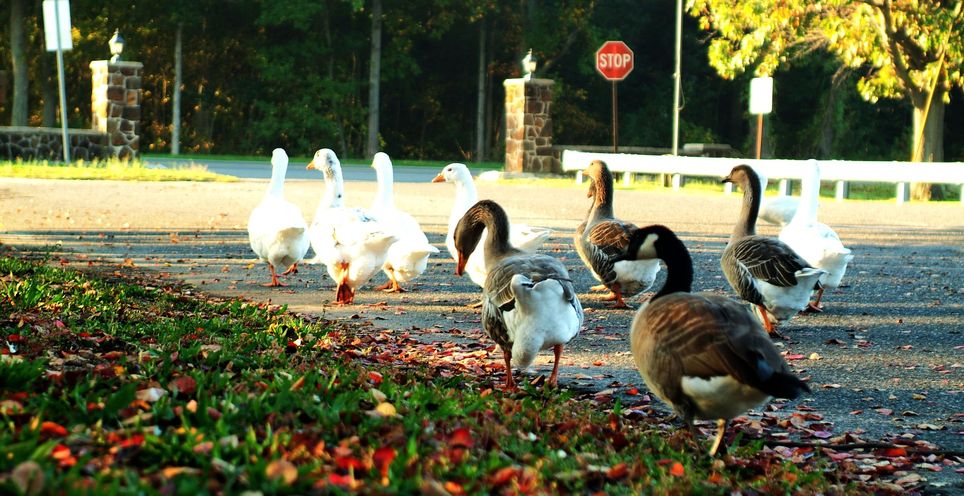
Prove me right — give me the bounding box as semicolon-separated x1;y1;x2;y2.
595;41;634;153
749;76;773;160
42;0;72;163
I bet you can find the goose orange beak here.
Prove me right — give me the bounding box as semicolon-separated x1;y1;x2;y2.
431;173;445;183
455;253;467;276
306;160;317;170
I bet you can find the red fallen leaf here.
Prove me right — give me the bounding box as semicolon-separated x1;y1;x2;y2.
40;421;68;438
51;444;76;467
626;387;640;396
707;472;724;484
6;334;22;343
490;466;521;486
443;481;466;495
335;455;364;471
784;354;806;360
669;462;685;477
881;448;907;457
373;446;396;480
368;371;383;385
876;408;894;416
168;376;197;396
328;473;355;487
450;427;473;448
606;463;628;479
101;351;125;361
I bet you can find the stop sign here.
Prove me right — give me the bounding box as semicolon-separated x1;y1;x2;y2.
595;41;634;81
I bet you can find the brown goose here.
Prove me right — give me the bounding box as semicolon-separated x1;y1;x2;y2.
626;224;810;455
454;200;583;389
574;160;660;308
721;165;825;335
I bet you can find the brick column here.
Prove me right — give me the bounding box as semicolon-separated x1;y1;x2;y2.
90;60;142;159
503;78;557;173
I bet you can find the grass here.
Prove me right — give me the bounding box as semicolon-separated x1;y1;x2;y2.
144;153;504;171
0;254;874;494
0;159;237;182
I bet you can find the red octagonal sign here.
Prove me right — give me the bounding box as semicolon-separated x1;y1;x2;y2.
596;41;634;81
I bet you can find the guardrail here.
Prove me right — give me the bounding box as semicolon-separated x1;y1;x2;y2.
561;150;964;205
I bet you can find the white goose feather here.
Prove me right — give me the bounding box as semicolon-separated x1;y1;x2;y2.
247;148;310;287
370;152;439;291
433;163;553;287
306;148;397;304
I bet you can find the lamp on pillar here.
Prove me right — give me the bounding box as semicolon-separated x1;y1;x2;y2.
109;29;124;62
522;49;537;81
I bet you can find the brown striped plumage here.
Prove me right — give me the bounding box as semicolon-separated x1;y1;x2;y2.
627;224;809;455
721;165;825;334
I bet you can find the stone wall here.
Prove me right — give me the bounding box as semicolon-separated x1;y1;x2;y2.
0;127;109;161
90;60;143;159
504;78;558;173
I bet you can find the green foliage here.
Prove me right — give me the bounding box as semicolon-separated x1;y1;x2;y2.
0;159;236;181
0;255;867;493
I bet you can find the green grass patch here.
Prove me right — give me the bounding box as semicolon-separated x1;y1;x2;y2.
143;153;503;171
0;159;237;182
0;255;886;493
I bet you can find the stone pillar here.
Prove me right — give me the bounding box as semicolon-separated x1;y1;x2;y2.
503;78;557;173
90;60;143;159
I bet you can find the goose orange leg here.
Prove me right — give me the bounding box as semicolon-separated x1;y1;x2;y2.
375;269;406;293
708;419;728;456
281;263;299;275
602;283;629;309
501;347;517;390
261;265;287;287
804;287;825;313
547;344;563;387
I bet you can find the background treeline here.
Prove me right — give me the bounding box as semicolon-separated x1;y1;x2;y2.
2;0;962;162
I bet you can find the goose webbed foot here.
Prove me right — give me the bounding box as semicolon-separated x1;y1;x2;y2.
589;284;609;292
281;263;299;275
262;265;288;287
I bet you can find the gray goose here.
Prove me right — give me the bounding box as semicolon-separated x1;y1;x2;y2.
574;160;660;308
721;165;825;335
626;224;810;455
454;200;583;389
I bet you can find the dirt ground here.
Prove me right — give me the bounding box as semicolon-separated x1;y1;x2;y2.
2;175;962;485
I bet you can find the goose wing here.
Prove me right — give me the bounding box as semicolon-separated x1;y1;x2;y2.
730;236;811;287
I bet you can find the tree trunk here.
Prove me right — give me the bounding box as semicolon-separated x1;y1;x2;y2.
10;0;29;126
172;22;183;155
365;0;382;159
474;17;487;162
910;95;945;200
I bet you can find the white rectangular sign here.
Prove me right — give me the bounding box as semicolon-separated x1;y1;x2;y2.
749;76;773;115
43;0;73;52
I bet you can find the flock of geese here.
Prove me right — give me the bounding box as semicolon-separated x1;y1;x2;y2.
247;149;853;455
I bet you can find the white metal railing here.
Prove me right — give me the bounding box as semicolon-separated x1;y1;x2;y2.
561;150;964;205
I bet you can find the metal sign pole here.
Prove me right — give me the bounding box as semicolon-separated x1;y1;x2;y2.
52;1;70;163
755;114;763;159
612;81;618;153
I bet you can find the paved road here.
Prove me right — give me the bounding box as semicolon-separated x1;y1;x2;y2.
145;157;451;183
1;176;962;487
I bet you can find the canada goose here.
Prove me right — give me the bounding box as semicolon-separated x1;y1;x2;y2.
626;224;810;455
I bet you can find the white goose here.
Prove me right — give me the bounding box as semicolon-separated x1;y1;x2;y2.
306;148;397;304
247;148;310;287
721;165;825;335
778;160;853;310
454;200;582;389
370;152;439;292
756;170;799;227
432;163;553;288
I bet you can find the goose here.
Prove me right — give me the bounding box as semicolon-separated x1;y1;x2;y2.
306;148;397;304
756;170;799;227
574;160;660;308
625;224;810;455
453;200;583;389
778;160;854;311
370;152;439;292
721;165;825;335
432;163;553;288
247;148;310;287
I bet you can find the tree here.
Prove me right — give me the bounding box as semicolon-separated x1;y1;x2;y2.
365;0;382;159
8;0;28;126
689;0;964;199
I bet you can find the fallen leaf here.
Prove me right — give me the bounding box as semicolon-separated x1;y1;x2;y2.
11;461;44;495
167;376;197;396
669;462;685;477
266;459;298;484
39;421;68;438
136;387;167;403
